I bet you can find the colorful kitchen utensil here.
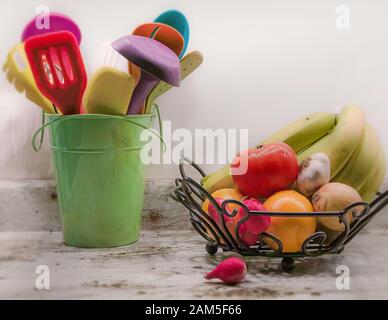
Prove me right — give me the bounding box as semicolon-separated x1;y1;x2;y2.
21;12;82;45
144;51;203;113
129;22;184;86
130;22;185;113
132;22;184;56
154;10;190;58
3;43;56;113
128;58;142;87
83;67;135;115
112;35;180;115
24;31;87;115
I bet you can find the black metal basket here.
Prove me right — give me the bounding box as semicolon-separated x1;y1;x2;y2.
171;157;388;271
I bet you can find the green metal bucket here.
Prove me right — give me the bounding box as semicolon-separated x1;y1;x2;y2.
32;107;162;248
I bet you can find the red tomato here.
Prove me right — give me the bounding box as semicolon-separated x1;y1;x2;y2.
231;143;298;198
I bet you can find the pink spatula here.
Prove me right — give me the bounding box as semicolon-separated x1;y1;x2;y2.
21;12;82;45
24;31;87;115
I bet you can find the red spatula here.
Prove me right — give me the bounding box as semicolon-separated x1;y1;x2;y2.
24;31;87;115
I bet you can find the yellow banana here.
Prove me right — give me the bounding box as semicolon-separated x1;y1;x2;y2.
297;106;365;178
332;124;381;190
260;112;336;153
201;164;233;194
358;149;386;202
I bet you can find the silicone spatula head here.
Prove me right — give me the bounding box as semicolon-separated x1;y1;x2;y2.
83;67;135;115
112;35;180;115
129;22;185;113
3;43;56;113
112;35;180;86
128;22;184;87
154;10;189;58
133;22;184;56
24;31;87;115
21;12;82;45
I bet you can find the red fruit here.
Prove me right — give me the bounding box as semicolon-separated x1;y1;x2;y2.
208;197;234;225
231;143;298;198
236;199;271;246
204;257;247;285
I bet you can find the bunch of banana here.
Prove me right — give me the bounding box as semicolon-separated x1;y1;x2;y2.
201;106;386;202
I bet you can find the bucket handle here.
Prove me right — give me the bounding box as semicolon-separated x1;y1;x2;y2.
32;104;166;152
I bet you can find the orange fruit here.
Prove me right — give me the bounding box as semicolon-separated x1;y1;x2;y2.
264;190;316;253
202;188;243;214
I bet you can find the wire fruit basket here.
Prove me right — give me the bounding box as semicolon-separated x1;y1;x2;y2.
171;157;388;271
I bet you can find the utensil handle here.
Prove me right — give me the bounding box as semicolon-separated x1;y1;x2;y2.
127;71;158;115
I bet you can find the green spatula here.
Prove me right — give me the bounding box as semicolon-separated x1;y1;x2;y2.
144;51;203;114
84;67;135;115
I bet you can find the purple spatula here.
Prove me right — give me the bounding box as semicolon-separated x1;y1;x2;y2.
112;35;180;115
21;12;82;45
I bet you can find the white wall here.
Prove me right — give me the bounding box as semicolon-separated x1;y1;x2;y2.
1;0;388;179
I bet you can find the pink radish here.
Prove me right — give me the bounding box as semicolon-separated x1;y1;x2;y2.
236;199;271;246
204;257;247;285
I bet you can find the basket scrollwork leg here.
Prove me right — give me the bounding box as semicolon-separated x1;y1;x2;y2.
281;257;295;272
335;246;345;254
206;242;218;255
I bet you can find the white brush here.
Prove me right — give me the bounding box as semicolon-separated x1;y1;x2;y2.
90;41;128;73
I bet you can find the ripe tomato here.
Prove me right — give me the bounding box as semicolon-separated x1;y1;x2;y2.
231;143;298;198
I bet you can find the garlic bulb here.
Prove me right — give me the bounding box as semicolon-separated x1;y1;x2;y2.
297;153;330;196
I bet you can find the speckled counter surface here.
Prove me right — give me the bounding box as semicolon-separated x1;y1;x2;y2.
1;229;388;300
1;180;388;300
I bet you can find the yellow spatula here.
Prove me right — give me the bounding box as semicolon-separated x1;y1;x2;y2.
3;43;56;114
144;51;203;114
83;66;135;115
